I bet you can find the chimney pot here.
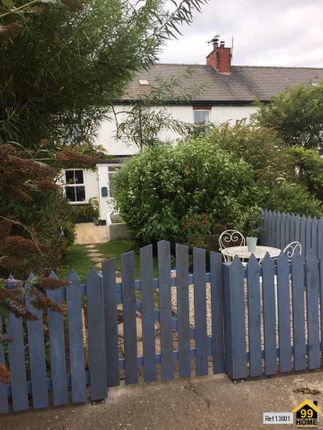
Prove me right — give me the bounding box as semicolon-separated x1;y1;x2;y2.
206;37;232;74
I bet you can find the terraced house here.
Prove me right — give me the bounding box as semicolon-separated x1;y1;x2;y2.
62;38;323;221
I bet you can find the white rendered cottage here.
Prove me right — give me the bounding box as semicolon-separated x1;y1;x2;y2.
62;39;323;221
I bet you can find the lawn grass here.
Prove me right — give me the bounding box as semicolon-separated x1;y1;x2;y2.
57;244;94;281
58;240;158;282
97;240;158;278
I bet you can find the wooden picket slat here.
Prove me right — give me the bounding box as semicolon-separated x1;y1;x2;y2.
276;253;292;373
305;251;320;369
284;214;290;248
311;218;318;259
122;252;138;385
158;240;174;381
176;243;190;378
223;257;247;379
87;269;107;400
320;253;323;354
140;245;156;382
7;313;29;412
46;272;68;406
275;213;281;249
300;215;306;255
318;219;323;259
222;264;232;375
102;259;120;387
247;255;262;377
25;276;48;409
269;211;275;246
193;247;208;376
305;217;312;256
268;210;273;245
291;253;306;371
294;215;301;243
210;252;224;374
280;214;286;249
261;254;277;375
66;271;86;404
288;215;295;247
263;210;269;245
0;317;9;414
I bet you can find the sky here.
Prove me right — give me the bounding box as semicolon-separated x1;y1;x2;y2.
159;0;323;68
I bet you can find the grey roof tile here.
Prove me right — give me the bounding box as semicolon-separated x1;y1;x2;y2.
119;64;323;103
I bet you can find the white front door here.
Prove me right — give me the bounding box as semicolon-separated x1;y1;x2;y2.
97;164;122;220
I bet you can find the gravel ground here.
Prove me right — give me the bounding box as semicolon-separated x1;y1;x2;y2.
171;284;212;336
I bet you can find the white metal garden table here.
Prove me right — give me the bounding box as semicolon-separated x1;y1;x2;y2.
221;245;281;261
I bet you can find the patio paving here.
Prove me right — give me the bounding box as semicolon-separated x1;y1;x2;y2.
2;372;323;429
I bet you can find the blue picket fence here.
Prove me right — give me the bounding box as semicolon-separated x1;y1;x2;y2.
0;241;225;413
223;251;323;379
1;234;323;414
262;209;323;259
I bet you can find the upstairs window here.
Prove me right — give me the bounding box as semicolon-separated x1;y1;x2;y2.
65;169;85;202
193;110;210;124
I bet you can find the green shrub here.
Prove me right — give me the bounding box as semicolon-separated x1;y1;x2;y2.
71;198;99;223
264;183;323;218
206;123;292;187
206;124;323;217
114;139;261;248
114;127;323;250
0;189;75;278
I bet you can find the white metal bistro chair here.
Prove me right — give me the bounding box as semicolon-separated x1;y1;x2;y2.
219;229;246;263
283;241;302;259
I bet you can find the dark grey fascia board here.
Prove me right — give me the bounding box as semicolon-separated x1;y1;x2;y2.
113;99;270;106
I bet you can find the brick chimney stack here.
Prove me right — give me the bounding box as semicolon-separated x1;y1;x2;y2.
206;38;232;74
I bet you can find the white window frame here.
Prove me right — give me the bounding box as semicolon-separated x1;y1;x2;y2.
193;109;210;124
64;169;86;204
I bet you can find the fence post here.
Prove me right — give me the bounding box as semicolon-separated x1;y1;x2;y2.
222;257;247;380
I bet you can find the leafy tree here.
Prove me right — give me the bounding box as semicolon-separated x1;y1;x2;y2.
0;0;207;148
286;146;323;200
254;83;323;150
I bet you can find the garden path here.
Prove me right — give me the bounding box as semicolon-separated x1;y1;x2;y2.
74;223;107;245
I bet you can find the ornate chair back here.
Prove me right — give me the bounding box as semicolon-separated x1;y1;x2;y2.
283;241;302;259
219;230;246;262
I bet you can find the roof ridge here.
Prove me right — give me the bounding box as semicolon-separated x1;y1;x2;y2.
154;63;206;67
233;65;323;70
154;63;323;70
